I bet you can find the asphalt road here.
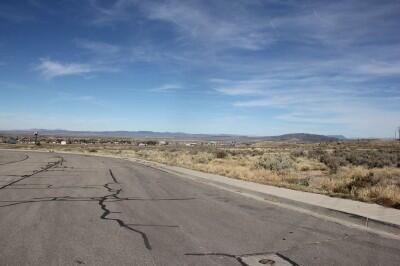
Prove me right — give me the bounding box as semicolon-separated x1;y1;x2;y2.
0;150;399;266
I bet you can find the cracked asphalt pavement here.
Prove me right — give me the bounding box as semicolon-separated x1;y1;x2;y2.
1;150;400;265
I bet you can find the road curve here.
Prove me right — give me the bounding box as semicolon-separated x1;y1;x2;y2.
0;150;399;265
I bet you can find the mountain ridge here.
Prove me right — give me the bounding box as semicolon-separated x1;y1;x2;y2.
0;129;344;143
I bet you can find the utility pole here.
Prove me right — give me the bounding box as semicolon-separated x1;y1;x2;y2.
397;127;400;141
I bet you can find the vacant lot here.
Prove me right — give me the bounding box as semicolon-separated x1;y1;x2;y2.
4;139;400;208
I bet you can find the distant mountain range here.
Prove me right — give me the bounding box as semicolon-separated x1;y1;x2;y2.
0;129;346;143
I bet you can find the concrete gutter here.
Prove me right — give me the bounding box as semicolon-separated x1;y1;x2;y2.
128;157;400;237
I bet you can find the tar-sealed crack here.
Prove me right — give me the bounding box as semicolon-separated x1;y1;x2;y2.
0;154;29;166
98;169;152;250
0;156;63;190
0;164;190;253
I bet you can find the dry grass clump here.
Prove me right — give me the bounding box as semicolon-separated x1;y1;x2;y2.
321;167;400;208
254;153;294;172
306;146;399;171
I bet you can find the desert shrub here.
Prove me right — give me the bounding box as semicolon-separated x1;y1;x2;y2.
88;148;97;153
290;148;306;158
189;149;199;155
319;153;339;173
307;147;326;159
193;152;214;164
283;176;310;187
307;146;399;170
298;178;310;187
327;168;382;195
298;163;310;171
348;172;381;190
250;148;264;157
337;149;398;168
255;153;294;172
215;150;228;159
357;185;400;208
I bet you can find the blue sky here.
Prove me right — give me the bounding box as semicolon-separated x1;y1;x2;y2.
0;0;399;137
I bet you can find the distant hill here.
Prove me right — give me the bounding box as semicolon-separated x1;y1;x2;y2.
0;129;343;143
327;135;347;140
261;133;340;142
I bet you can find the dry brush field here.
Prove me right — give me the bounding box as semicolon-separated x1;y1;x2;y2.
5;139;400;209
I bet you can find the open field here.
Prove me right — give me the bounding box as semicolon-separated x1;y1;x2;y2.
2;139;400;208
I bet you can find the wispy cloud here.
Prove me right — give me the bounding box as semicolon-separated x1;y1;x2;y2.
3;0;400;137
142;1;273;50
214;69;400;137
88;0;400;52
35;58;117;79
356;62;400;76
89;0;274;50
75;39;121;59
50;92;106;107
150;84;182;92
88;0;136;25
36;59;97;79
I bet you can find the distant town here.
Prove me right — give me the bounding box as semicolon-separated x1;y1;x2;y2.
0;129;348;147
0;133;228;147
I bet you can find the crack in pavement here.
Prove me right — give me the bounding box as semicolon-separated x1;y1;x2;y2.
0;196;196;208
0;154;364;265
0;156;63;190
0;154;29;166
0;165;190;253
109;169;118;183
98;169;153;250
3;183;101;190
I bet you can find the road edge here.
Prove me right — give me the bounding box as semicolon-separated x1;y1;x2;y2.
1;148;399;238
128;157;400;238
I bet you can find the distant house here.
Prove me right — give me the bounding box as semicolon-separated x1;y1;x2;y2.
185;142;197;147
138;143;147;147
60;140;67;145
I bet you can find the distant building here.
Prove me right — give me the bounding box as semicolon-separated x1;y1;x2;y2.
185;142;197;147
60;140;67;145
138;143;147;147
